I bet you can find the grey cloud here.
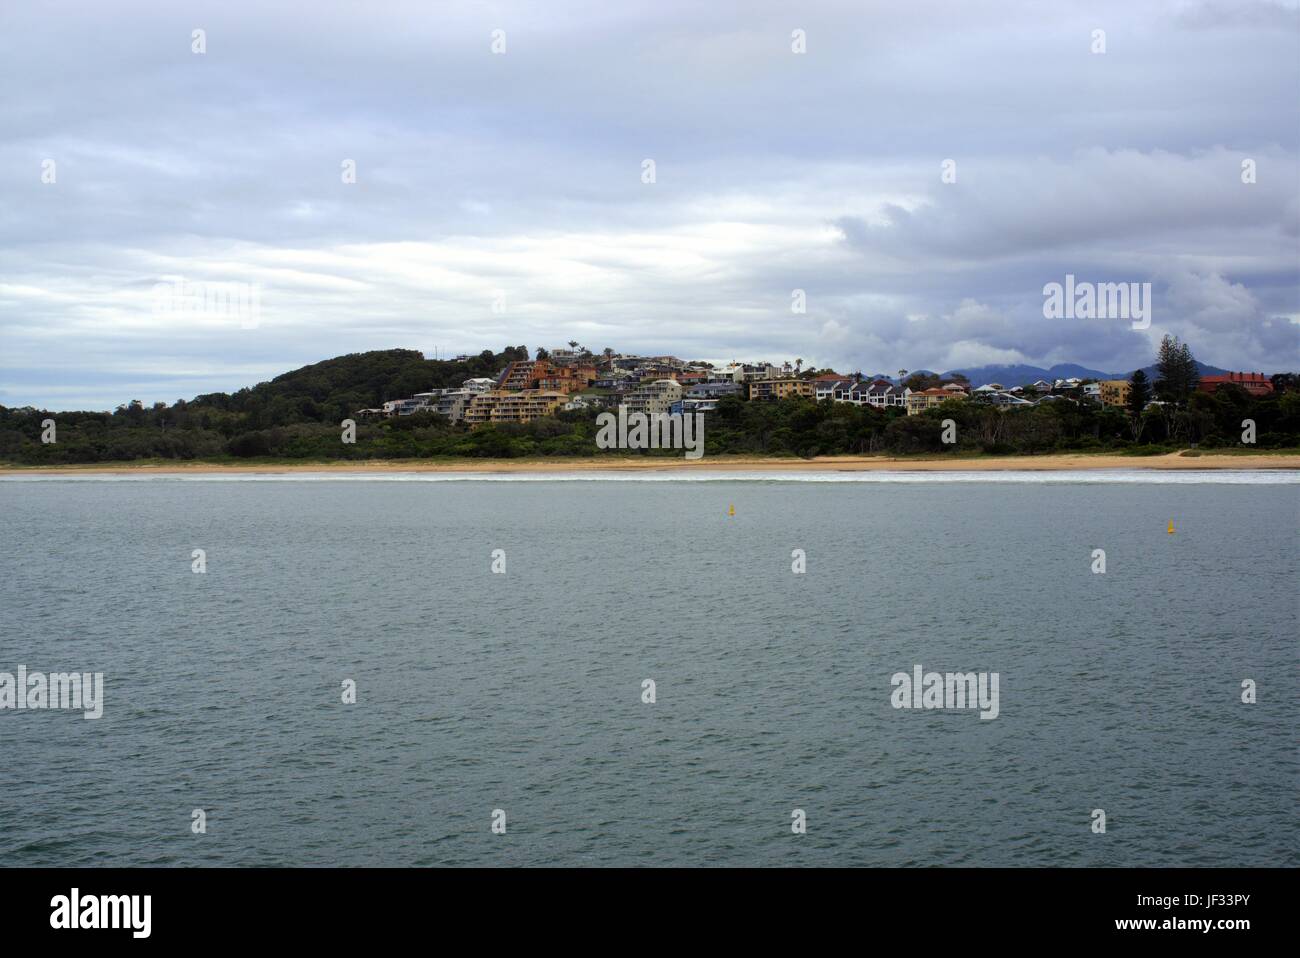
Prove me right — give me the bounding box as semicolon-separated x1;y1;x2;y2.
1;0;1296;409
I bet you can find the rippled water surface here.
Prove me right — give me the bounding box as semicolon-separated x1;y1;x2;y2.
1;473;1296;866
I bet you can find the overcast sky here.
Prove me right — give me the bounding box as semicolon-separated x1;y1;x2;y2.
1;0;1297;410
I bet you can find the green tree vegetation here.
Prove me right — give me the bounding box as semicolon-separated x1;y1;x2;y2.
2;346;1296;465
903;372;942;391
1127;368;1151;441
1154;334;1200;404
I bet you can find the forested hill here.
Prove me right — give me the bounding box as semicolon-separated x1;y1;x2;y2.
186;346;528;426
3;345;1297;464
0;347;529;462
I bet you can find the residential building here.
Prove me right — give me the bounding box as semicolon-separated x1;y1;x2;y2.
1098;379;1131;407
435;389;473;423
464;389;566;426
534;374;583;394
863;380;909;408
815;378;852;401
740;363;780;382
848;381;876;405
569;364;599;385
982;391;1034;407
906;388;967;416
687;381;743;400
624;379;683;416
641;355;687;370
498;359;553;390
710;363;744;382
827;380;852;403
1197;371;1274;397
748;378;814;401
386;397;428;416
637;364;687;381
671;398;721;415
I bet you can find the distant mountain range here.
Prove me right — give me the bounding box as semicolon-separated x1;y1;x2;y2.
928;361;1231;388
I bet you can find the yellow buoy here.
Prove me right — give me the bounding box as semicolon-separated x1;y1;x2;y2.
1167;520;1175;534
728;504;735;516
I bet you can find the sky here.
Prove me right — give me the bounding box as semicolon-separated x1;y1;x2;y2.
1;0;1297;410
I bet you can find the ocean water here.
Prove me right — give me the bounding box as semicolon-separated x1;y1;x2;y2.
1;471;1296;867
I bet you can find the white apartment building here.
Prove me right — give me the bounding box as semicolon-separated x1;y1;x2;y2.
624;379;683;416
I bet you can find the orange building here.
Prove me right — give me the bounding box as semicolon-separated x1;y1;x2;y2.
499;359;597;393
465;390;566;426
906;387;966;416
1197;372;1273;397
748;379;815;401
499;360;552;390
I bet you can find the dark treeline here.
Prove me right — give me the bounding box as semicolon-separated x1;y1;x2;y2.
2;346;1297;463
705;381;1300;457
1;347;523;462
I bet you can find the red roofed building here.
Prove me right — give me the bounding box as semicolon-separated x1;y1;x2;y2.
1197;372;1273;397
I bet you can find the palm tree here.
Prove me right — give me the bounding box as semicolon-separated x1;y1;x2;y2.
795;357;803;375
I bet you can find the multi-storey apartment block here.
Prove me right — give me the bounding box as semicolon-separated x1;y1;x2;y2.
906;388;966;416
464;389;567;426
1197;371;1274;397
434;390;472;423
748;378;815;401
687;381;743;400
624;379;683;416
1098;380;1132;407
498;359;553;390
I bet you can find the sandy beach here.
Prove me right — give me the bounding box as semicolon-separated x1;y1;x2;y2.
3;452;1299;475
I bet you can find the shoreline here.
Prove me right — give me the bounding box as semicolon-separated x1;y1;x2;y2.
4;452;1300;475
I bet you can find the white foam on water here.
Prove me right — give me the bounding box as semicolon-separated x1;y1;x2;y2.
3;469;1299;484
